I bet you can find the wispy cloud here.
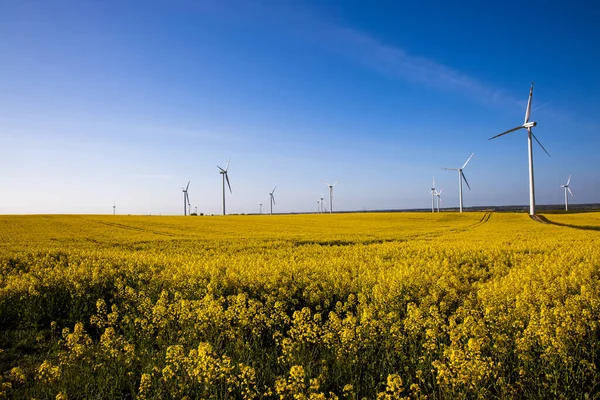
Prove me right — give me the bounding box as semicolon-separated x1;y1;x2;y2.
323;26;516;107
128;173;175;180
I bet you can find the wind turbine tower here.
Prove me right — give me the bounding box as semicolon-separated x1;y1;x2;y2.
435;189;443;212
561;175;573;211
431;178;436;213
259;203;263;215
442;153;474;213
489;82;550;215
269;186;277;215
113;202;116;215
182;182;190;216
217;160;232;215
322;180;340;214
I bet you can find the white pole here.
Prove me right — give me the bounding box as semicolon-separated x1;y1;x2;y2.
565;188;568;211
329;186;333;214
527;129;536;215
222;174;226;215
458;171;463;213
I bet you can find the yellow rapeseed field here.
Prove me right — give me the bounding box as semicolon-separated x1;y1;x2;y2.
0;212;598;398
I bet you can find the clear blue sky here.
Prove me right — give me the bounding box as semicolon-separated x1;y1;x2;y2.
1;0;598;215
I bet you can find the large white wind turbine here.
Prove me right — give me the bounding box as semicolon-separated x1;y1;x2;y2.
442;153;474;213
322;180;340;214
489;82;550;216
561;175;573;211
269;186;277;215
217;160;232;215
431;177;436;213
182;181;190;216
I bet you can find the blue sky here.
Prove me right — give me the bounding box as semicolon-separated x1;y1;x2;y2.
1;0;598;215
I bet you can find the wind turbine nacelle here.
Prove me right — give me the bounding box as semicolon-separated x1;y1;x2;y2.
523;121;537;129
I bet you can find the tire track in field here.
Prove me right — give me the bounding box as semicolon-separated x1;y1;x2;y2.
448;211;493;233
91;220;180;237
532;214;600;231
389;212;494;243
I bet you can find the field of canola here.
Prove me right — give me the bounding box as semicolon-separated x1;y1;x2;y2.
0;212;599;399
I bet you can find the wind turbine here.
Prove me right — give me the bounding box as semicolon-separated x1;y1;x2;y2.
182;181;190;216
113;201;116;215
561;175;573;211
259;203;263;215
320;194;325;213
269;186;277;215
489;82;550;216
442;153;474;213
431;177;436;213
435;189;443;212
217;160;232;215
322;180;340;214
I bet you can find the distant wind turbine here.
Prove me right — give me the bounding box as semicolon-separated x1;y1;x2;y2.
489;82;550;216
431;177;436;213
322;180;340;214
259;203;263;215
435;189;443;212
113;201;116;215
320;194;325;213
182;182;190;216
269;186;277;215
561;175;573;211
442;153;474;213
217;160;232;215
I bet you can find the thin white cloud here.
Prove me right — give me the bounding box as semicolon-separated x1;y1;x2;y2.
325;26;515;106
129;173;175;180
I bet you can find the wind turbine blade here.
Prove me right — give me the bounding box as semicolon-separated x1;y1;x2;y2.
531;131;550;157
217;166;225;172
272;196;276;205
438;189;443;195
461;153;474;169
441;167;458;171
488;126;523;140
524;82;534;124
461;171;471;190
568;187;573;196
566;175;571;186
225;173;232;193
333;180;341;186
272;186;277;194
186;181;190;191
225;159;230;172
321;180;331;186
